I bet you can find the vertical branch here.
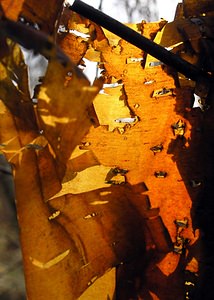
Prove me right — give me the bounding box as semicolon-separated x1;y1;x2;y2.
98;0;104;10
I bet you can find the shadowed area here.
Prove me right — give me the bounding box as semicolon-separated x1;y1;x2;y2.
0;155;25;299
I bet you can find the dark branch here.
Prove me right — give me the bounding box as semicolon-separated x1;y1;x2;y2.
98;0;103;11
70;0;213;83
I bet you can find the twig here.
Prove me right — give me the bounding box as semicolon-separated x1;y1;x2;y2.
70;0;213;83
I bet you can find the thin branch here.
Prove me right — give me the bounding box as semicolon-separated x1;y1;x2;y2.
70;0;213;83
98;0;103;11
